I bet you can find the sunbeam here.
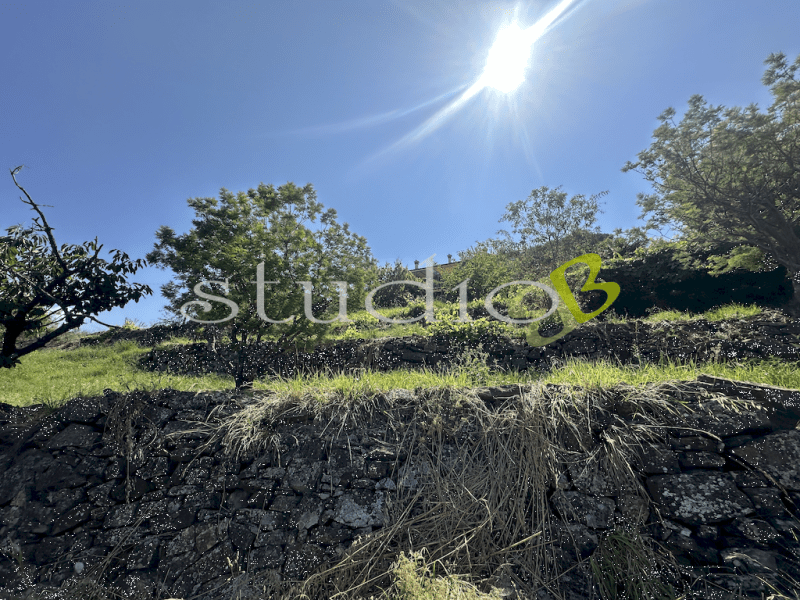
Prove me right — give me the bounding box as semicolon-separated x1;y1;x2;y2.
368;0;582;162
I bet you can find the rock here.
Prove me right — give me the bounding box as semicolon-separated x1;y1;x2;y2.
740;487;788;518
678;451;726;469
647;472;754;525
283;543;326;579
731;430;800;491
550;491;615;529
697;374;800;435
720;547;779;573
51;504;92;535
58;397;108;425
633;444;680;475
333;492;385;528
723;517;780;545
45;423;102;450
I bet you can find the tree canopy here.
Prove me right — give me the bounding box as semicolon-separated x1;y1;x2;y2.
1;166;151;367
493;185;607;277
146;181;376;385
624;52;800;313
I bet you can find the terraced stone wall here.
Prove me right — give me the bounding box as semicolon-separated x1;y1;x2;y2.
1;377;800;599
139;317;800;379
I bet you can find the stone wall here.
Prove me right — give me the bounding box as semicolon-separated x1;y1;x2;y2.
138;316;800;379
1;377;800;598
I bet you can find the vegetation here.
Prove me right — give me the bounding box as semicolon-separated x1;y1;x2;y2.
1;302;796;409
624;52;800;315
1;166;151;368
146;181;376;386
491;185;608;278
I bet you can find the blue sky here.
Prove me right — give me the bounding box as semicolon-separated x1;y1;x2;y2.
2;0;799;331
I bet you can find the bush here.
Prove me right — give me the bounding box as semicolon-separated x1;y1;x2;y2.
599;240;793;318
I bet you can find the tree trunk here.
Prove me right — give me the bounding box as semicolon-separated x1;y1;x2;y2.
234;343;254;389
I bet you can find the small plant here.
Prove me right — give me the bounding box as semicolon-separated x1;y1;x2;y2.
387;551;503;600
428;315;511;343
449;345;493;386
122;317;144;330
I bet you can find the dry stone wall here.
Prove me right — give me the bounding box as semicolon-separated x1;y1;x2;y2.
138;316;800;379
1;377;800;598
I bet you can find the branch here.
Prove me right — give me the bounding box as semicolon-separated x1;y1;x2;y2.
9;166;68;273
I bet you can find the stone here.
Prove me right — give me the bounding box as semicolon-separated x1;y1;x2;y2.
697;374;800;435
550;491;615;529
741;487;788;518
112;572;157;598
567;457;616;496
180;540;238;588
724;518;780;545
228;521;256;551
126;536;160;569
58;397;107;424
333;492;385;528
44;423;101;450
731;430;800;491
678;451;726;469
283;543;326;579
149;506;197;532
720;547;779;573
647;472;754;525
51;504;92;535
669;436;723;452
308;524;354;545
633;444;680;475
248;545;286;570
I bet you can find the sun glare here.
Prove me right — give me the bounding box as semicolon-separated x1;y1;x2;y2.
360;0;581;164
479;22;533;93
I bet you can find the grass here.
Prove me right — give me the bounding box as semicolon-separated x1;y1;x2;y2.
0;340;235;407
2;335;798;410
643;302;764;323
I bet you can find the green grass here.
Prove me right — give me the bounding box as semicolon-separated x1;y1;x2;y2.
2;340;798;409
642;302;764;323
538;356;800;389
0;340;235;407
1;299;795;409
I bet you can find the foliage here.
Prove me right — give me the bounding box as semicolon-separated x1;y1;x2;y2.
439;243;515;303
427;314;512;343
596;227;652;260
1;167;151;368
493;185;607;276
371;259;424;308
447;345;494;386
146;181;376;385
624;52;800;314
590;529;677;600
598;238;792;317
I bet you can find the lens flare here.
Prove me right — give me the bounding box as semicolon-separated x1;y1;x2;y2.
479;23;534;93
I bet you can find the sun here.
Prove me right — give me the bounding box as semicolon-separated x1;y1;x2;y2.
479;22;534;93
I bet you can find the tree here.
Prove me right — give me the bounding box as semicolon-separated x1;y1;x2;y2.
439;243;514;303
146;181;376;387
495;185;607;277
623;52;800;315
371;259;423;308
1;166;152;368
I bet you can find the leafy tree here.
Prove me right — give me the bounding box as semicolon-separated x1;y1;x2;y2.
596;227;651;260
623;52;800;314
370;259;423;308
494;186;607;277
439;243;514;303
146;181;376;386
1;166;152;368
